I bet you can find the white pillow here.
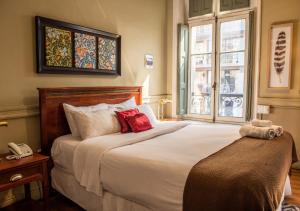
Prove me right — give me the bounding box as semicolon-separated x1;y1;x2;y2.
72;109;120;140
137;104;158;126
108;97;137;109
63;103;109;137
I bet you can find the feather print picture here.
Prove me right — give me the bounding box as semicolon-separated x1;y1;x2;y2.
273;31;286;83
269;23;293;88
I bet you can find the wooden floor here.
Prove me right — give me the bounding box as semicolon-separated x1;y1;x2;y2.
0;194;83;211
2;170;300;210
285;169;300;206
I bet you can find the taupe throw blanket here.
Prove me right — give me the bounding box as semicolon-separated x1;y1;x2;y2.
183;132;298;211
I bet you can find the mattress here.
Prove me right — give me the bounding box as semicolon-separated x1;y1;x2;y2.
51;135;81;174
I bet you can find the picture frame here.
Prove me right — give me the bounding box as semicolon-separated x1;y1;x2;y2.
144;54;154;69
36;16;121;75
268;22;293;89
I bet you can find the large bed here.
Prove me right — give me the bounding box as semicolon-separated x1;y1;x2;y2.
38;86;296;211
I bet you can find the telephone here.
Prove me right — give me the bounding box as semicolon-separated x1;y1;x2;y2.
7;142;33;160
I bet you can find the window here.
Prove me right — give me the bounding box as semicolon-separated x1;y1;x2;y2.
188;13;251;122
190;22;214;116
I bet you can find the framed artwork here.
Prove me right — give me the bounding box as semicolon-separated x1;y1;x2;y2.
144;54;154;69
268;23;293;89
74;33;96;69
36;16;121;75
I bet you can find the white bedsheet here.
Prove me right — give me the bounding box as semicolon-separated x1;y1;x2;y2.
51;135;80;174
101;123;241;211
73;121;190;197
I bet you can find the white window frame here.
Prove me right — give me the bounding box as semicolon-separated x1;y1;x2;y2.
215;12;251;123
188;18;216;121
187;11;251;123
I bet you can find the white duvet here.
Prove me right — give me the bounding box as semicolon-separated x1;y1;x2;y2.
73;121;190;197
73;122;241;211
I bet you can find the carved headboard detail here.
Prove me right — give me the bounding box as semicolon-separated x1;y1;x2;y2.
38;86;142;155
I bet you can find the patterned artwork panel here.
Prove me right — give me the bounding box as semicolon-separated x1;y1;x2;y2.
45;26;72;67
98;37;117;70
75;33;96;69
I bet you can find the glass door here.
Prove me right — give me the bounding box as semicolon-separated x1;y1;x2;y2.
216;15;249;122
189;20;215;120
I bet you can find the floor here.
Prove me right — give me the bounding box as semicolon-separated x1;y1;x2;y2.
1;170;300;211
0;194;83;211
285;169;300;206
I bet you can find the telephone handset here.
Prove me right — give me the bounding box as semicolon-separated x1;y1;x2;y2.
7;142;33;160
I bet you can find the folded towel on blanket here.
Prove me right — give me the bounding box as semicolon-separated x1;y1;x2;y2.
251;119;273;127
272;125;283;137
239;125;276;140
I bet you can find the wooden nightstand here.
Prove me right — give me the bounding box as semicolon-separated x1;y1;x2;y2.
0;153;49;203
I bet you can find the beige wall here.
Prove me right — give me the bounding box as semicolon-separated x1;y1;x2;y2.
0;0;168;152
0;0;167;206
258;0;300;156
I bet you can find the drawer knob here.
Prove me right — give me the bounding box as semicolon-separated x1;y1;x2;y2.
10;174;23;182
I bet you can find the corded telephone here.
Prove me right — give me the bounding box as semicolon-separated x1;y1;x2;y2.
7;142;33;160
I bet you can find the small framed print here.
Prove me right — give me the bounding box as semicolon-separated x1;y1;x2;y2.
268;22;293;89
45;26;72;67
36;16;121;75
145;54;154;69
74;33;96;69
98;37;117;71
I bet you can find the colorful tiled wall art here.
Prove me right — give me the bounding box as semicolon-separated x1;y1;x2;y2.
45;26;72;67
98;38;117;71
36;16;121;75
75;33;96;69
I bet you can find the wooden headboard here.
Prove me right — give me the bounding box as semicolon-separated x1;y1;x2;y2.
38;86;142;155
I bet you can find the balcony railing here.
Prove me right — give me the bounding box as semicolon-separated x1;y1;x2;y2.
190;93;243;117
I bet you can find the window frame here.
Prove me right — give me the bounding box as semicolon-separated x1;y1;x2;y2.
215;12;251;123
188;18;216;121
186;11;252;123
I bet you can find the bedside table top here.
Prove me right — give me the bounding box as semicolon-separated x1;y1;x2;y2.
0;153;49;172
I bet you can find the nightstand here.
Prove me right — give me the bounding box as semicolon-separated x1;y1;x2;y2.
0;153;49;203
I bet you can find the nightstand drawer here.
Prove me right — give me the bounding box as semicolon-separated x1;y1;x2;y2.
0;165;42;185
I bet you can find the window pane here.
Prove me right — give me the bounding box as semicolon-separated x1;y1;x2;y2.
190;54;212;115
220;52;244;67
191;24;213;54
220;19;245;52
218;53;245;118
218;19;246;118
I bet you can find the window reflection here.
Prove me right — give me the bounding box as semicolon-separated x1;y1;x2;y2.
190;24;213;115
219;19;246;118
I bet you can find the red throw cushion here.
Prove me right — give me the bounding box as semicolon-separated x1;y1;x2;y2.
126;113;153;133
115;109;139;133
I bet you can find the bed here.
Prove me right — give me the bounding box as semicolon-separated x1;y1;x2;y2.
38;86;296;211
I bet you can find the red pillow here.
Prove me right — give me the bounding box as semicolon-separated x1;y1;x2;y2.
115;109;139;133
125;113;153;133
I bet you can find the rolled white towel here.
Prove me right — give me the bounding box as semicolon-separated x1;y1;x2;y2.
251;119;273;127
239;124;276;140
271;125;283;137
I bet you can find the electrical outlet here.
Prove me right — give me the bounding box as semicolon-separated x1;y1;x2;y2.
257;105;270;114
